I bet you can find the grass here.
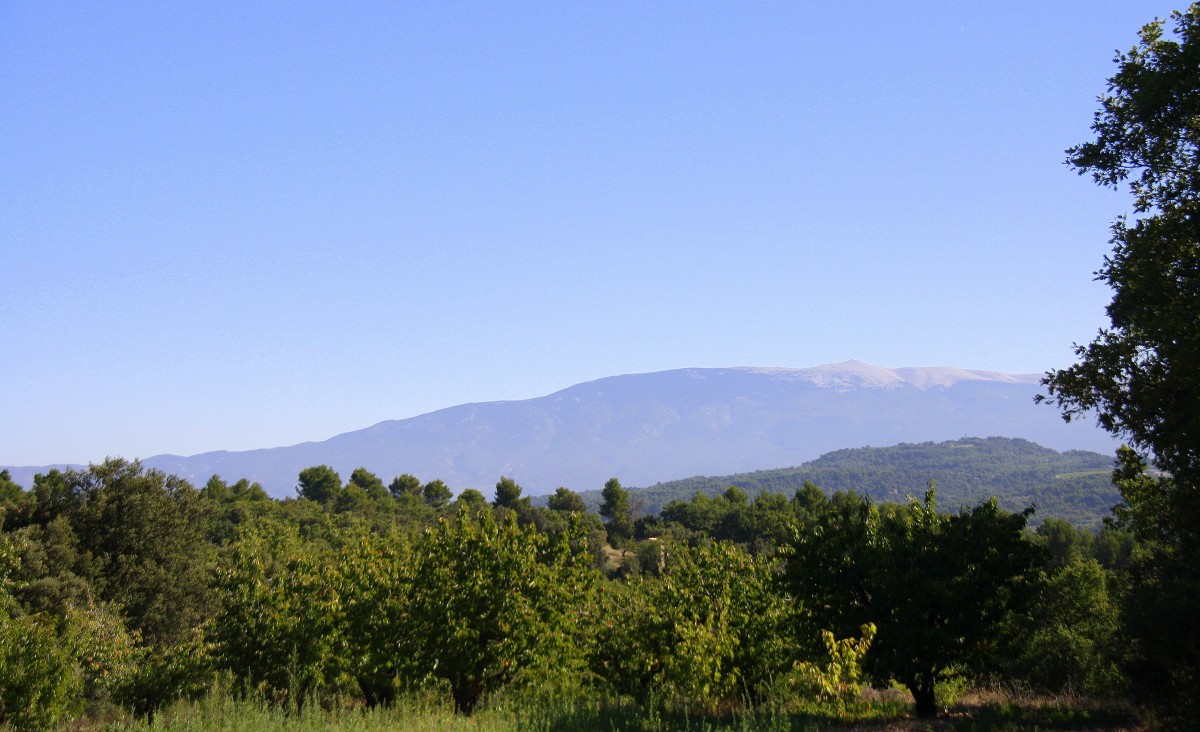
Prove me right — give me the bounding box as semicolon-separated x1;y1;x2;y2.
94;685;1143;732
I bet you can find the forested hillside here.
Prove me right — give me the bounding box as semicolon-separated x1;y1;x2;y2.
573;437;1118;527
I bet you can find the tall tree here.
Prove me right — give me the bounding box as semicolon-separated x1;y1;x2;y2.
1038;7;1200;720
422;479;452;509
62;459;212;645
1040;6;1200;544
297;465;343;505
388;474;422;501
599;477;633;546
348;468;389;502
547;487;587;513
492;476;528;509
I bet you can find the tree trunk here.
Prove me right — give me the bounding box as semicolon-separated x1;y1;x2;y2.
451;679;483;715
910;681;937;718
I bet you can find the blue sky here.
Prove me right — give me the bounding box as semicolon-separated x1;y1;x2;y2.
0;1;1179;466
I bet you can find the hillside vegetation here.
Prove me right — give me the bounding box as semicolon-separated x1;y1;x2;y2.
572;438;1118;527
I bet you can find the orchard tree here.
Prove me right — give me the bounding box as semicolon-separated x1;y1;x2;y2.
785;486;1043;717
337;530;411;706
590;539;796;712
211;522;344;704
402;507;594;713
1038;6;1200;718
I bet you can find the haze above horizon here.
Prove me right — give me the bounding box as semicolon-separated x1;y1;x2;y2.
1;2;1173;465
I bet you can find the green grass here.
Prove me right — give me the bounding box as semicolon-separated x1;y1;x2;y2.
97;686;1141;732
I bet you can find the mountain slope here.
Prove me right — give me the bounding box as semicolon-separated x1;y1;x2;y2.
3;361;1118;497
580;437;1118;527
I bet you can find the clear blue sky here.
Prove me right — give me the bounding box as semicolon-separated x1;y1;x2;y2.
0;2;1179;466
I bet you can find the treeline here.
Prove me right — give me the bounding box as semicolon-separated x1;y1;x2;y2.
592;437;1118;527
0;458;1146;728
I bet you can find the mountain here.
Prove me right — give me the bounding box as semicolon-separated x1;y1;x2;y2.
572;437;1119;528
3;361;1118;497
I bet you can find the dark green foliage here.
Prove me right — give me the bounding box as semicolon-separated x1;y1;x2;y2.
422;479;452;508
492;476;528;510
1120;544;1200;721
348;468;389;501
1035;517;1095;569
200;475;273;546
1003;558;1123;695
0;470;21;518
784;485;1044;717
599;477;633;547
0;452;1152;722
387;473;422;501
296;465;343;504
455;488;487;509
547;486;587;513
11;460;212;647
9;516;91;615
659;487;800;552
68;460;212;646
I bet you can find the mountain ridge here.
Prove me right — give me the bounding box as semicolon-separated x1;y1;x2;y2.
2;361;1114;496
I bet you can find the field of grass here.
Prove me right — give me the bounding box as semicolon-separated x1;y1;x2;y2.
98;686;1142;732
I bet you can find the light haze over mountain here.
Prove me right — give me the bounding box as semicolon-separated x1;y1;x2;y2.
2;361;1117;498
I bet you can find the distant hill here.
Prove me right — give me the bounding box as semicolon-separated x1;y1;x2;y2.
573;437;1118;528
2;361;1118;498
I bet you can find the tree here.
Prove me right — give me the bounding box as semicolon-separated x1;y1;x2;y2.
492;476;528;510
599;477;633;546
0;470;21;510
401;507;594;713
60;459;212;646
348;468;389;502
1001;558;1123;695
388;474;422;501
784;486;1043;717
1038;8;1200;719
454;488;487;510
422;479;452;508
0;613;80;731
546;487;587;513
589;540;796;712
337;529;411;706
296;465;343;505
211;521;344;705
1040;6;1200;546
